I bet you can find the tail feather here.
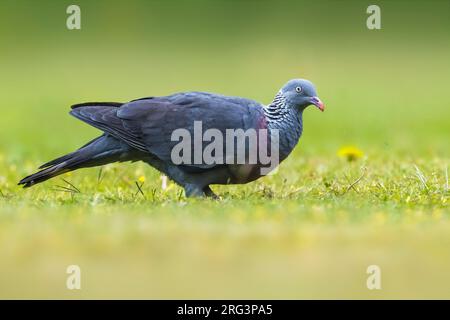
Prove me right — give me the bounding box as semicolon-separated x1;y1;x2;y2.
38;153;75;170
18;134;137;188
38;135;104;169
19;149;97;188
18;164;70;188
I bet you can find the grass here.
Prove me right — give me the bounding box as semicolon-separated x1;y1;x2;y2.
0;0;449;299
0;151;448;298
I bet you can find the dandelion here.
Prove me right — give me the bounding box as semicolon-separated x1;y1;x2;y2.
337;146;364;162
138;175;146;183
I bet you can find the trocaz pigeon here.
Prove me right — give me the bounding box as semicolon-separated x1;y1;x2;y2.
19;79;324;197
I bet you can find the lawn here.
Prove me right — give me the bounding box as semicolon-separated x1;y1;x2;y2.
0;0;449;299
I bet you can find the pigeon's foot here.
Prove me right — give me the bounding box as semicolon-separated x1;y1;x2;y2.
203;186;219;200
184;184;219;199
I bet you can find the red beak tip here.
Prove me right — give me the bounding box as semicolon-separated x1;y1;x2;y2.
311;97;324;112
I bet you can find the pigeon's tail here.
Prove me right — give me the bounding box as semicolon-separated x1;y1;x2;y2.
18;134;139;188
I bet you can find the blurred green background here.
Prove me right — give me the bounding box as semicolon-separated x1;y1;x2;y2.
0;0;449;299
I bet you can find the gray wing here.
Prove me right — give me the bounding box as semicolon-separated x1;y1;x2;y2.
70;104;149;152
70;92;266;169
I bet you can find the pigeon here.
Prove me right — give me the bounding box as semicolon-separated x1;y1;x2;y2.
18;79;324;198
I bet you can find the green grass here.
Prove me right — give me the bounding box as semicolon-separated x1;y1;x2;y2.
0;0;449;298
0;153;448;298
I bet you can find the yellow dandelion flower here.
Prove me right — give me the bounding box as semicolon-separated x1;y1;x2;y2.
337;146;364;162
138;175;146;183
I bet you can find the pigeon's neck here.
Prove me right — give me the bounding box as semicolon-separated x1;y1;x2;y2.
263;91;290;124
263;91;303;160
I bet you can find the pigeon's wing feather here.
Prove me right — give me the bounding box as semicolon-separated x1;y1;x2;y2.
70;105;149;152
117;93;266;168
70;93;266;170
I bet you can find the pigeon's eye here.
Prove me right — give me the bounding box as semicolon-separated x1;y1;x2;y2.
295;86;302;93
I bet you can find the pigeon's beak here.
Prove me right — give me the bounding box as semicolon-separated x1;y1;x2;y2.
310;97;325;112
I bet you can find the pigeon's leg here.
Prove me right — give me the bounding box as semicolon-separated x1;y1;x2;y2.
184;184;205;198
203;186;219;199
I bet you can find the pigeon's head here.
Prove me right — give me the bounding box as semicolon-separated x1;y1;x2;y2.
280;79;324;112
